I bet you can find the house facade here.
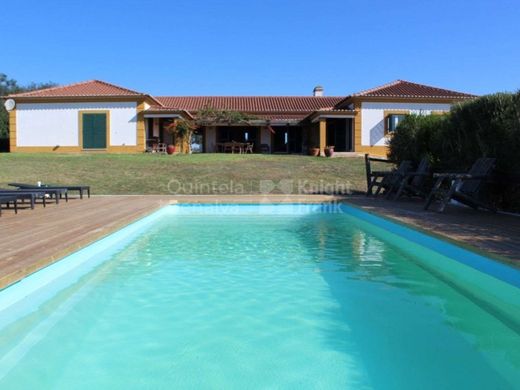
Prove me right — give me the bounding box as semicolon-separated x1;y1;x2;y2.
4;79;475;156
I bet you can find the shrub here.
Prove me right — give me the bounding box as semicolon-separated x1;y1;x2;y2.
387;113;447;167
388;92;520;211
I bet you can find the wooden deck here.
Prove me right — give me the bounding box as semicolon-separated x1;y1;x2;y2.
0;194;343;289
0;196;173;289
1;194;518;290
348;197;520;265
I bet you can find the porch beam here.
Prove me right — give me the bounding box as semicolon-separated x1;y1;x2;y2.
311;114;355;123
143;114;183;118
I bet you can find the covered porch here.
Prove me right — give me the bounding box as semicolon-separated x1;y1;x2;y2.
143;109;192;152
197;119;306;154
143;109;357;155
307;110;357;156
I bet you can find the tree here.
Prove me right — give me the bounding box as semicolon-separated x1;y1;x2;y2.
0;74;57;138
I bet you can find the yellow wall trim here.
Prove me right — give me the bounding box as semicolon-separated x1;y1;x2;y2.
13;146;142;154
8;109;17;152
355;145;389;157
136;101;146;152
318;118;327;156
353;101;362;153
383;110;409;136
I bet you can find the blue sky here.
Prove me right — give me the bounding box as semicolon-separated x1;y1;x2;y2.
3;0;519;96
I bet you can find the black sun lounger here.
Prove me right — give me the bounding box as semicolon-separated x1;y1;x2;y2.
9;183;87;199
0;189;42;208
0;195;19;216
0;188;65;207
4;186;67;203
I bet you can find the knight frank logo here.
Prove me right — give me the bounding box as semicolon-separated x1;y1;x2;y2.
259;179;352;195
259;179;294;194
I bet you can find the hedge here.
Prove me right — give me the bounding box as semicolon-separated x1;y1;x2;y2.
388;92;520;211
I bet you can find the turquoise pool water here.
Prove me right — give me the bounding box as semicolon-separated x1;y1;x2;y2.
0;204;519;389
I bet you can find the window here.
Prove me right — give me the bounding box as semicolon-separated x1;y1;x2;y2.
386;113;407;134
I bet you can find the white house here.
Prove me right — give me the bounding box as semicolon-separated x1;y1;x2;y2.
4;79;475;156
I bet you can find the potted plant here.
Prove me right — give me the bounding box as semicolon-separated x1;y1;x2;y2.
166;144;176;155
325;145;334;157
166;119;196;154
309;146;320;157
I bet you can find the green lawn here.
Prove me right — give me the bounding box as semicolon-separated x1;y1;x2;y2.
0;153;390;195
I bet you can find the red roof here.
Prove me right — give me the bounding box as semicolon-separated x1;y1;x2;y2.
352;80;476;99
7;79;475;121
8;80;147;98
252;113;309;121
155;96;344;112
146;105;307;121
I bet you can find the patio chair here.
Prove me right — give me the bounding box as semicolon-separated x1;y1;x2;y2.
0;195;18;216
244;143;254;154
223;142;234;153
424;157;496;213
392;157;431;200
231;142;242;154
156;143;167;154
145;139;155;153
9;183;89;199
365;154;413;196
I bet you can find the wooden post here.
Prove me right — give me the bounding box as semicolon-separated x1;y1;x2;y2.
319;118;327;156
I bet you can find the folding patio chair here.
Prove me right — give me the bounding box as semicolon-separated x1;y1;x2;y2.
424;157;496;212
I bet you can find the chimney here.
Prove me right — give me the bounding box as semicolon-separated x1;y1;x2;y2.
313;85;324;97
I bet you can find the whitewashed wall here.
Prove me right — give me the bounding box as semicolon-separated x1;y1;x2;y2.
361;102;451;146
16;102;138;147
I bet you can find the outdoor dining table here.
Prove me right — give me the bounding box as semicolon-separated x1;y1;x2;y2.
216;142;250;153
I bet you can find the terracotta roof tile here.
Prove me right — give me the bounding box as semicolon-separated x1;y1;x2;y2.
147;106;312;122
253;113;309;121
352;80;476;99
155;96;344;112
8;80;147;98
8;79;475;119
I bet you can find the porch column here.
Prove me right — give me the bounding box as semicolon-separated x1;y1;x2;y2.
319;118;327;156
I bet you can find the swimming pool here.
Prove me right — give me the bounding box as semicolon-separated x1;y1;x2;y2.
0;203;519;389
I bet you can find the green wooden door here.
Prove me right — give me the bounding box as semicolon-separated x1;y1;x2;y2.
82;113;107;149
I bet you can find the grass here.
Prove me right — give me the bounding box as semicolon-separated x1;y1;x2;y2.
0;153;392;195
